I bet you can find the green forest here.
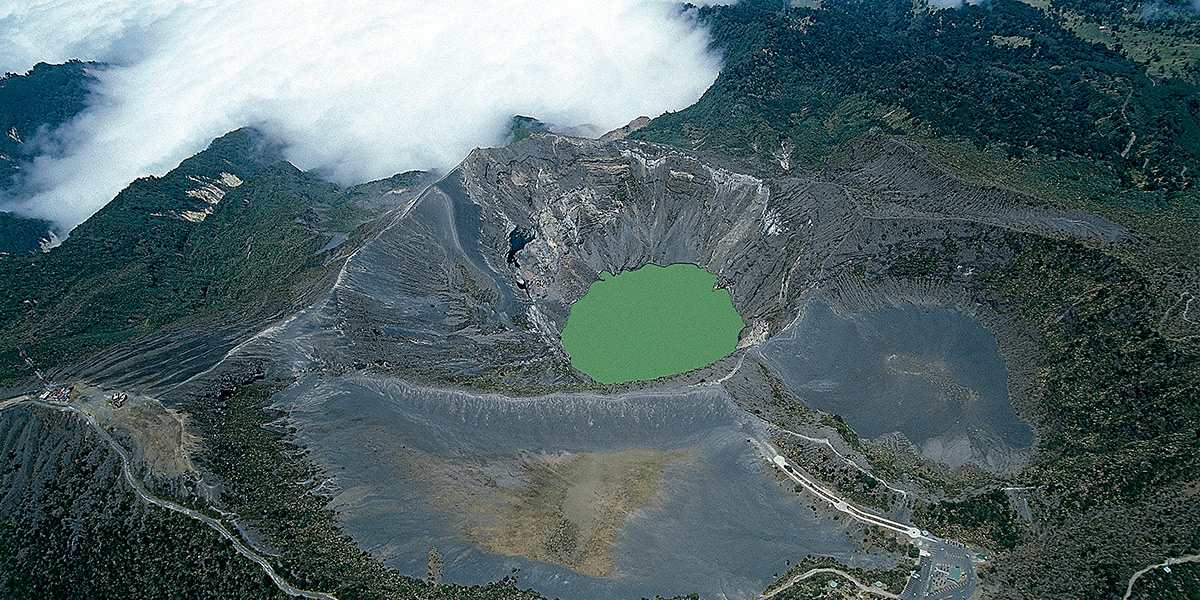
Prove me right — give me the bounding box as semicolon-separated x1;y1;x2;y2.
640;0;1198;192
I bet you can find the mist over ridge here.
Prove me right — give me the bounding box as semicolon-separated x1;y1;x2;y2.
0;0;726;231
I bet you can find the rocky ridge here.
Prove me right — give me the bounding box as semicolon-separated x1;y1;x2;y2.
327;133;1125;398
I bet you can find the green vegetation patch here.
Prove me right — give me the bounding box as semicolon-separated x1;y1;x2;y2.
635;0;1200;191
560;264;745;384
0;128;408;385
0;211;52;253
764;556;913;598
0;61;97;191
914;490;1025;550
0;406;288;600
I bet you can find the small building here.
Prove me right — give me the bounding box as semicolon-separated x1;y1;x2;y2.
948;566;964;582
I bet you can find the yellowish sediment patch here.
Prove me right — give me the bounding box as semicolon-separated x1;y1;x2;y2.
335;425;685;578
75;386;199;477
461;448;681;577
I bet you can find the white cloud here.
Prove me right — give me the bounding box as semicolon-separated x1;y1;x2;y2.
1140;0;1200;19
924;0;984;9
0;0;723;231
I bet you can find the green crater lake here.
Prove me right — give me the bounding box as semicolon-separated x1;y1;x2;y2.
561;264;745;384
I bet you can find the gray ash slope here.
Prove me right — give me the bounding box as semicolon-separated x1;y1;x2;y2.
273;131;1133;479
265;372;870;600
329;132;1120;405
334;133;817;387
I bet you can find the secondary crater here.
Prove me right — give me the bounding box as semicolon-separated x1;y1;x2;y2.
761;295;1035;472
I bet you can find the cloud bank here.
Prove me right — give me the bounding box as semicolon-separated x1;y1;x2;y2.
0;0;724;231
1140;0;1200;19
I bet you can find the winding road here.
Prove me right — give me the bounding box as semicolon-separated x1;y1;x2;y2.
755;439;922;539
1122;553;1200;600
1;392;339;600
6;385;985;600
762;567;901;600
755;439;979;600
773;426;911;498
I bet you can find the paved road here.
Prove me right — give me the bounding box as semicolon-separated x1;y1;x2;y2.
1123;553;1200;600
4;385;987;600
756;439;921;539
900;543;976;600
0;394;32;411
1;392;339;600
773;426;911;498
759;440;979;600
